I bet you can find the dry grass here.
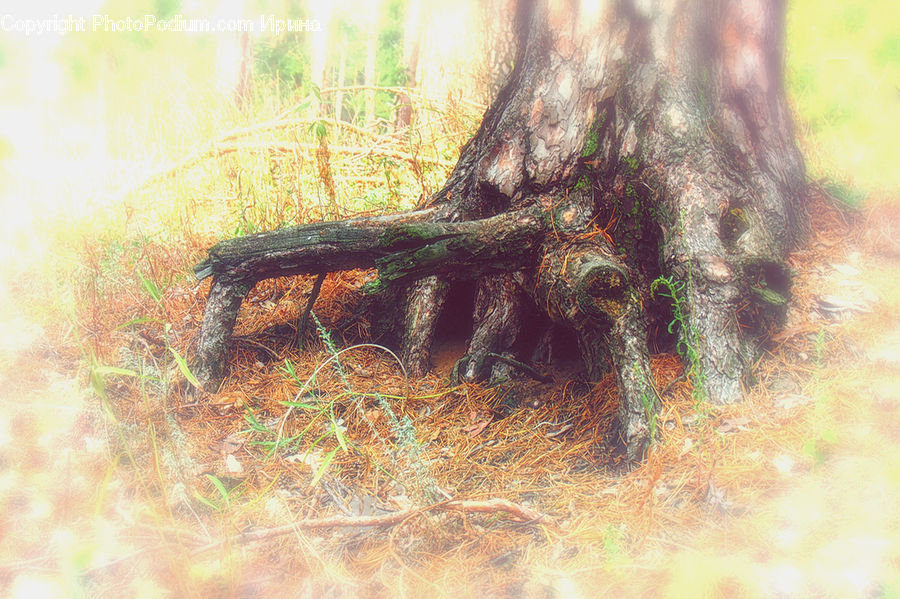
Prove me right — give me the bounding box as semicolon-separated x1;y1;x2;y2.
1;99;899;597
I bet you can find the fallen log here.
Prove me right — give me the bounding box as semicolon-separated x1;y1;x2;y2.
193;204;547;388
194;205;544;284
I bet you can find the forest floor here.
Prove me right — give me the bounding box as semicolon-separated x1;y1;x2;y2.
1;188;899;598
1;0;897;594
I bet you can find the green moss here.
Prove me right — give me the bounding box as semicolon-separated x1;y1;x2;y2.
411;242;448;264
593;297;623;318
751;286;788;306
822;181;866;209
582;129;600;157
623;156;640;174
362;278;386;294
573;175;591;191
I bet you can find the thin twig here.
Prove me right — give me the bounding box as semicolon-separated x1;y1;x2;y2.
232;336;281;360
297;273;326;349
219;117;379;143
275;343;411;450
442;498;546;521
487;352;553;384
137;141;454;190
190;498;549;554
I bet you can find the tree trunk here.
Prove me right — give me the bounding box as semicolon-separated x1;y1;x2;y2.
193;0;804;460
404;0;804;406
308;1;334;116
335;41;346;122
364;0;379;124
235;31;252;109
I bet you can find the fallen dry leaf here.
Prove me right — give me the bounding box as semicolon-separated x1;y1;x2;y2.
224;453;243;474
775;394;813;410
717;417;751;433
210;394;245;415
463;411;492;437
463;419;490;437
830;263;861;277
219;432;244;455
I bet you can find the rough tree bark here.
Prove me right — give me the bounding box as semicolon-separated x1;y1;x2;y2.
194;0;805;460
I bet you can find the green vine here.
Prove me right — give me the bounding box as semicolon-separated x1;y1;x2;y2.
651;273;706;403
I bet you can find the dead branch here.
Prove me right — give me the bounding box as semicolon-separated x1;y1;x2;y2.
487;353;554;384
441;498;546;522
136;139;454;191
219;117;379;143
317;85;486;112
297;272;326;348
189;498;549;554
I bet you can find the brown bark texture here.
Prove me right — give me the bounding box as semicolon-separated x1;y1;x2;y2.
193;0;805;461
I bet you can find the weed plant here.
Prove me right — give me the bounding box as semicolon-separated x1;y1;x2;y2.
651;274;706;404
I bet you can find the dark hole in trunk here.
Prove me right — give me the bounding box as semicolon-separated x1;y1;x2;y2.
739;261;792;338
761;262;791;297
546;325;583;369
514;298;584;373
646;286;679;354
432;279;477;375
719;207;750;248
435;280;477;343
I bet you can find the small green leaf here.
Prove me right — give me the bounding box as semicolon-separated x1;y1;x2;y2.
205;474;231;503
280;359;303;385
279;401;319;409
751;286;788;306
92;366;140;377
309;448;337;489
168;346;201;389
115;316;158;330
314;120;327;140
138;271;162;303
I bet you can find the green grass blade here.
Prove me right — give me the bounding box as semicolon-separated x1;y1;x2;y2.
309;448;337;489
334;424;349;452
115;316;158;330
242;410;268;432
279;401;319;409
194;493;221;511
138;271;162;303
92;366;140;377
205;474;231;503
168;346;201;389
